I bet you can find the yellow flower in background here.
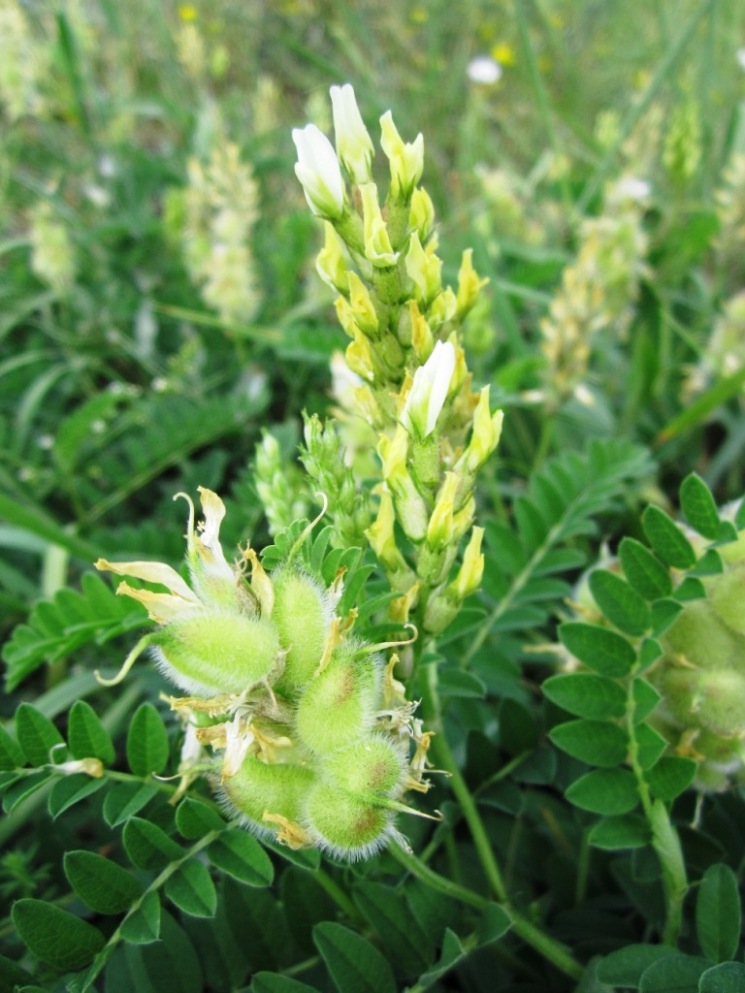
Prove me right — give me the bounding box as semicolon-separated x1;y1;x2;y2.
491;42;516;67
178;4;198;21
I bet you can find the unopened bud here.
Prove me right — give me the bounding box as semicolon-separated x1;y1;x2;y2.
316;222;349;292
427;473;459;550
378;426;429;542
292;124;345;220
405;232;442;306
380;110;424;200
330;83;374;185
360;183;399;267
456;248;488;317
449;526;485;601
456;387;504;476
409;187;436;242
347;271;379;336
58;757;105;778
401;339;455;440
408;300;434;361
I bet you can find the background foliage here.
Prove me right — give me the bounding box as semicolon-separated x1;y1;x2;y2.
3;0;745;990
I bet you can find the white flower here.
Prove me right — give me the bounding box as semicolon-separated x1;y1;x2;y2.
402;340;456;439
737;48;745;71
466;56;502;86
330;83;374;185
292;124;345;219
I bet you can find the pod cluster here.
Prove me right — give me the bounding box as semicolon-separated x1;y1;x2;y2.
651;530;745;791
97;488;430;859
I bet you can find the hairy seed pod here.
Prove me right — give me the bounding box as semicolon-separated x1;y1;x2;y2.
222;754;315;831
305;782;391;859
661;600;738;670
272;570;330;691
295;646;380;754
662;667;745;737
321;734;405;798
153;613;280;695
709;565;745;637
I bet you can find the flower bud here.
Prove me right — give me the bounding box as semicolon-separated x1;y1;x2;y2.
345;328;376;381
359;182;399;267
378;426;429;542
292;124;345;220
401;339;455;440
330;83;374;185
405;232;442;306
409;187;436;242
295;645;380;754
272;570;331;691
426;472;459;550
347;271;379;336
153;613;280;695
408;300;434;361
456;248;488;317
366;488;415;589
316;222;349;292
428;288;457;329
456;387;504;476
380;110;424;200
449;526;485;601
305;781;392;860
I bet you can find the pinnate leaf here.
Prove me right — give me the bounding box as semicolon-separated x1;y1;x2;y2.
696;863;741;963
543;673;627;720
15;703;64;767
680;473;721;540
619;538;672;600
642;506;696;569
68;700;115;765
165;858;217;917
126;703;169;778
314;922;396;993
123;816;183;870
589;570;650;636
64;850;143;914
549;719;628;767
208;830;274;887
566;768;639;815
12;899;104;970
120;891;161;944
559;622;636;677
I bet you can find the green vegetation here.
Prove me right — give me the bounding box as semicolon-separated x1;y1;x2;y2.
3;1;745;991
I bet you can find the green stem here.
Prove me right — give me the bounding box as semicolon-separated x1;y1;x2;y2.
313;867;364;923
626;673;688;944
421;666;583;980
390;841;489;910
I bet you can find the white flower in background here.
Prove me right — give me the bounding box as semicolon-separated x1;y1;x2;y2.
737;48;745;71
292;124;345;219
330;83;374;185
402;339;456;439
466;56;503;86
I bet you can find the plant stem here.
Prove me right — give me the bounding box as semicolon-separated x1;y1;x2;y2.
626;672;688;944
421;665;583;980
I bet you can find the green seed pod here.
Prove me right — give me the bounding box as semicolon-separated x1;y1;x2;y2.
272;569;330;691
661;600;738;670
662;667;745;737
153;612;280;695
321;734;406;799
222;754;315;834
295;645;381;754
305;781;392;860
709;564;745;637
